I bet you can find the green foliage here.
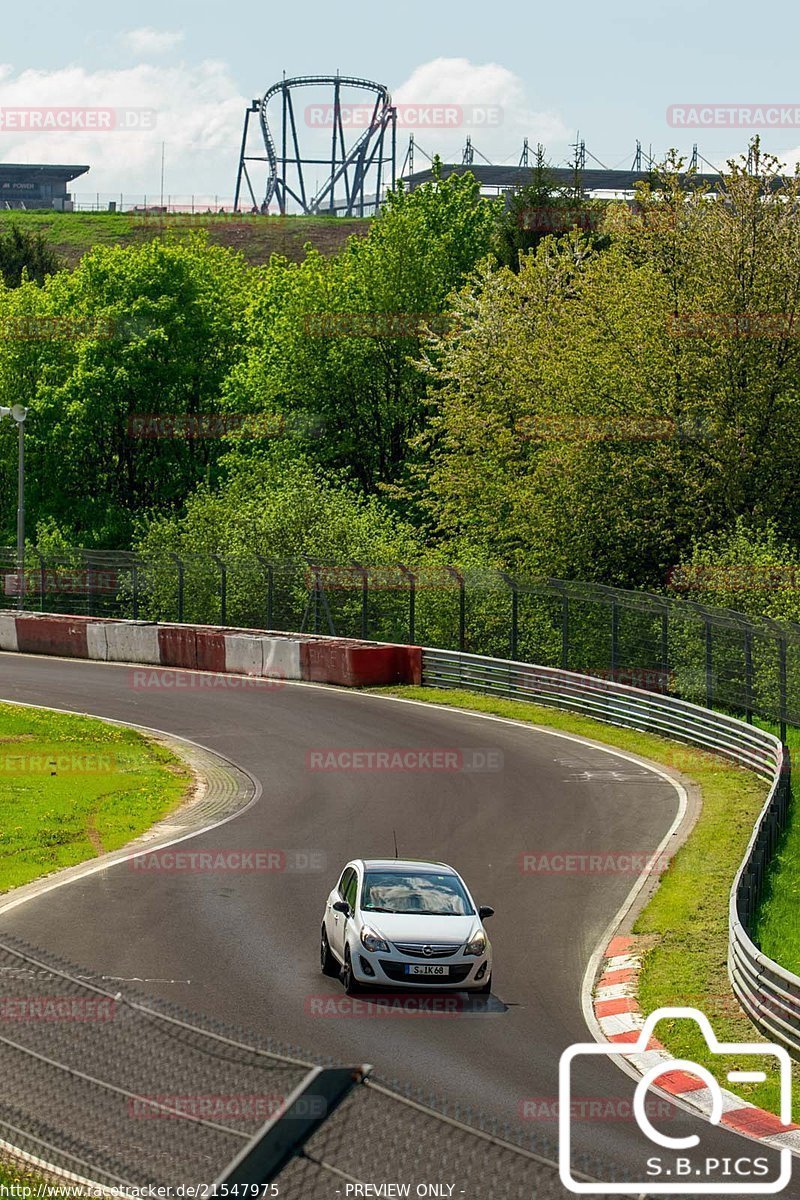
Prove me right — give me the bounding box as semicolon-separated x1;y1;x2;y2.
223;167;498;497
492;145;609;270
0;234;253;546
418;148;800;586
668;518;800;622
0;223;62;286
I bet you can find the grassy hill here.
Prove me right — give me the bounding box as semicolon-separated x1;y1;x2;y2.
0;210;371;267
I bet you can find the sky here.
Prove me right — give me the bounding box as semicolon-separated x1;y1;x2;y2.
1;0;799;205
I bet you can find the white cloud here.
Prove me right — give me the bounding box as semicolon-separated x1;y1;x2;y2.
0;61;246;199
392;58;570;164
121;28;185;56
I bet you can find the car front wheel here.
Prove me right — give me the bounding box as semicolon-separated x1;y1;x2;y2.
342;946;361;995
320;925;338;977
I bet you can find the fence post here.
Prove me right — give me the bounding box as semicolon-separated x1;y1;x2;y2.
611;600;619;677
445;567;466;651
34;550;45;613
131;563;139;620
352;562;368;639
660;610;669;691
704;617;714;708
743;628;754;724
170;553;184;622
212;555;227;626
499;572;518;660
779;635;788;743
86;561;95;617
256;557;274;629
561;595;569;671
398;565;416;644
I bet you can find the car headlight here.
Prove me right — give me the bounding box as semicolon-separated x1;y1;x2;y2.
360;926;389;953
464;930;487;956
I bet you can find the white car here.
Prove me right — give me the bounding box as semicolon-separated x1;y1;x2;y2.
320;858;493;994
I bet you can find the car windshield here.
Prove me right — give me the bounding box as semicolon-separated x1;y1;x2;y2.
361;870;474;916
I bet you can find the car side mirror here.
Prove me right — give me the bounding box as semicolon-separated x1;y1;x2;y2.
332;900;350;916
478;905;495;920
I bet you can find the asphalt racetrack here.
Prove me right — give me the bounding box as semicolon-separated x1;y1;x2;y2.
0;653;794;1197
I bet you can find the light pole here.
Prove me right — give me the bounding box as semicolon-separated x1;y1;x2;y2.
0;405;28;610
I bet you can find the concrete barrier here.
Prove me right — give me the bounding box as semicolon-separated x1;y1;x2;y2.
224;634;265;676
299;639;406;686
157;625;197;669
86;623;109;661
0;613;18;652
195;628;227;673
15;615;89;658
392;645;423;687
263;637;302;681
0;611;422;687
104;622;161;665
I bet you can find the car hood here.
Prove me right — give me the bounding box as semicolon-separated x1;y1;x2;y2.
361;912;478;945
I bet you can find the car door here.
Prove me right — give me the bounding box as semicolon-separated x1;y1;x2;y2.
328;866;354;958
342;868;360;956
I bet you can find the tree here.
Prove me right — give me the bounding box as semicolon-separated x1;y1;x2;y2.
492;144;609;271
417;146;800;586
221;165;499;500
0;224;62;286
0;234;253;546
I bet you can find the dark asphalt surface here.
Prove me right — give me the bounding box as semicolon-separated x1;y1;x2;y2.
0;652;795;1197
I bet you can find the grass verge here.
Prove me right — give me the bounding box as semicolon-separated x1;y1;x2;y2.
749;720;800;975
0;700;191;892
0;210;369;267
378;685;798;1120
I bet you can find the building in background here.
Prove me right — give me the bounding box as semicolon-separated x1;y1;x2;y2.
0;164;90;211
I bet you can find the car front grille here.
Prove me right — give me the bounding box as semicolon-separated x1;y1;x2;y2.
391;942;462;958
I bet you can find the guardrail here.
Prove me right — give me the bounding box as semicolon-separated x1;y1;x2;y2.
421;648;799;1056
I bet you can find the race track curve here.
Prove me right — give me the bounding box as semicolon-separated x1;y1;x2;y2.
0;652;794;1198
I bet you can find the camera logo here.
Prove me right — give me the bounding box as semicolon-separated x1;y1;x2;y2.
559;1007;793;1194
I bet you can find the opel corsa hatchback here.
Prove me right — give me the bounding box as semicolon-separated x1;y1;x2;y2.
320;859;494;994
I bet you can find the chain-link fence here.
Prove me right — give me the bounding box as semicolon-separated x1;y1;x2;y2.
2;549;798;735
0;934;643;1197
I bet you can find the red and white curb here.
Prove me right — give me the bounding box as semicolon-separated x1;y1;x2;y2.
594;935;800;1154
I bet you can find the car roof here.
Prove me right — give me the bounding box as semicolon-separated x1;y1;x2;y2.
357;858;456;874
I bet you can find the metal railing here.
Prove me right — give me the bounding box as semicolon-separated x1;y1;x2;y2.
421;648;800;1056
3;549;800;736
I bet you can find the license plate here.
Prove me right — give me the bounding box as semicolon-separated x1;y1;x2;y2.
406;964;449;976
